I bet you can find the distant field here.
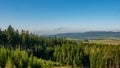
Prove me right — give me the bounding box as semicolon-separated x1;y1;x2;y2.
89;39;120;45
65;38;84;44
66;38;120;45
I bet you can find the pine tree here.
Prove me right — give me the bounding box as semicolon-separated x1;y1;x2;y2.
5;57;13;68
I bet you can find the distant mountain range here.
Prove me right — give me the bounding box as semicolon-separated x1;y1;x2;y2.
48;31;120;39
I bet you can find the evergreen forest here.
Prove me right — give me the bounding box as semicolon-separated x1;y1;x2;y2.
0;25;120;68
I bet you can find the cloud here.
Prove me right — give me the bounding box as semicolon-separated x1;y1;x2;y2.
54;27;64;31
30;27;91;35
30;27;68;35
30;26;120;35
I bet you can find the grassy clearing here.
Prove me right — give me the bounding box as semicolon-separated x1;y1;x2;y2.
89;39;120;45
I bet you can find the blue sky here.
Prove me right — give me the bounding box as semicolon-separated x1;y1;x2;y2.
0;0;120;34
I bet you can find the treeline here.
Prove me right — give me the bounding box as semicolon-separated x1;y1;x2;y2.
0;25;120;68
0;25;74;47
0;25;75;59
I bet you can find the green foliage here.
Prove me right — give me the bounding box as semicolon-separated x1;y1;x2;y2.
54;44;85;66
0;48;7;67
5;57;13;68
53;43;120;68
0;25;120;68
0;48;53;68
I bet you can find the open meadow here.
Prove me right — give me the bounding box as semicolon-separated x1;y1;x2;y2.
88;39;120;45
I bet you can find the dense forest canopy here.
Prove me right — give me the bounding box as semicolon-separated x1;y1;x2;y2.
0;25;120;68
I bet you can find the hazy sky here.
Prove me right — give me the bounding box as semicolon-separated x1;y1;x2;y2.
0;0;120;34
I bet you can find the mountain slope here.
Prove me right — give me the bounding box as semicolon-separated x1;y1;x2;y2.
50;31;120;39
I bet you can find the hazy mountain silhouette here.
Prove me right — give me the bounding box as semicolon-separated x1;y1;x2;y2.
49;31;120;39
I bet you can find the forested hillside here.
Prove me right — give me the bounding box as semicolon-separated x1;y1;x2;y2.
0;25;120;68
50;31;120;39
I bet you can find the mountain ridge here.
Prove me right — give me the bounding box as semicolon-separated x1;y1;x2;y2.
47;31;120;39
